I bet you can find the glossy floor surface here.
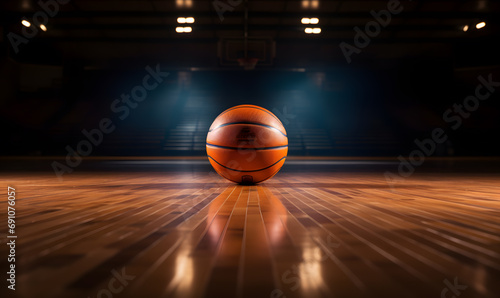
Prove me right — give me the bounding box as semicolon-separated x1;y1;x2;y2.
1;158;500;298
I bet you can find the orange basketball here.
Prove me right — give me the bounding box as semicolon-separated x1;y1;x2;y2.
206;104;288;184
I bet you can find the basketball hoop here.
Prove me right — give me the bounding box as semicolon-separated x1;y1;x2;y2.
237;57;259;70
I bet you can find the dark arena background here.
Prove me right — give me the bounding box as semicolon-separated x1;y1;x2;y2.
1;1;500;298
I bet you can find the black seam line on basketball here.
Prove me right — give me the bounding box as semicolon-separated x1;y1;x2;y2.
219;105;283;125
220;105;282;123
205;158;239;183
206;143;288;150
208;155;286;172
208;122;287;137
260;165;283;182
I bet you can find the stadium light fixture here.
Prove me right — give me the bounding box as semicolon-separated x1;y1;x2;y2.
476;21;486;29
304;27;321;34
176;27;192;33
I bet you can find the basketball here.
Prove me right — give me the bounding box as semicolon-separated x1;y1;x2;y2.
206;104;288;184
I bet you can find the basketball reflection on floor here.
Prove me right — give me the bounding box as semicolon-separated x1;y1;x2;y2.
202;185;325;294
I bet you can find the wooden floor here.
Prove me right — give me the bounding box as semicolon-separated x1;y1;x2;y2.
1;158;500;298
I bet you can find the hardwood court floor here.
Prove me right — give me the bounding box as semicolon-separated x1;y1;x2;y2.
1;158;500;298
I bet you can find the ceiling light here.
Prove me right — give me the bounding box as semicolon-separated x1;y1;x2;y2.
302;17;319;25
178;17;194;24
305;28;321;34
476;21;486;29
176;27;192;33
40;24;47;31
462;25;469;32
21;20;31;27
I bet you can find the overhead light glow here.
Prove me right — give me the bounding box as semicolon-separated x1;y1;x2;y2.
176;0;192;8
302;18;319;24
476;21;486;29
21;20;31;27
39;24;47;31
305;28;321;34
462;25;469;32
178;17;194;24
302;0;319;9
176;27;192;33
21;0;31;9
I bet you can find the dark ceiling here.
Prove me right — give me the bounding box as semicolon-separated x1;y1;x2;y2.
1;0;500;69
1;1;500;157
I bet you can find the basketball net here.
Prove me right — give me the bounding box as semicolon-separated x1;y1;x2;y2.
237;57;259;70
